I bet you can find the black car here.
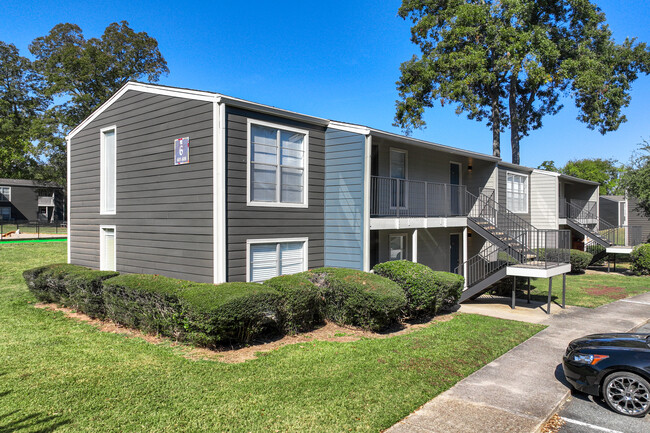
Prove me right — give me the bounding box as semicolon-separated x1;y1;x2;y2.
563;333;650;417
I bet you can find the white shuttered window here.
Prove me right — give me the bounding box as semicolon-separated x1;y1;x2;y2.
506;172;528;213
248;240;307;282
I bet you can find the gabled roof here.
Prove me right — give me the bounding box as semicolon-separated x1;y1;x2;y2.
600;195;625;202
0;178;62;188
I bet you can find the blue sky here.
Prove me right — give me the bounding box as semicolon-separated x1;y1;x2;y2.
4;0;650;168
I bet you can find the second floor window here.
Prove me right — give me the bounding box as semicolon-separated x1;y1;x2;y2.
248;121;308;207
100;126;116;214
506;172;528;213
0;187;10;202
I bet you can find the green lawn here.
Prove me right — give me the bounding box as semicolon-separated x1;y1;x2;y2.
0;242;543;433
523;272;650;308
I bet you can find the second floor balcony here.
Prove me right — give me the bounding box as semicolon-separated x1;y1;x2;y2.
370;176;467;218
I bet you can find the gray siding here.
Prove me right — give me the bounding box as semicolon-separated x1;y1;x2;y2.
530;172;558;229
324;128;365;269
599;197;620;227
498;166;531;223
69;90;214;282
627;198;650;243
226;107;326;282
0;185;37;220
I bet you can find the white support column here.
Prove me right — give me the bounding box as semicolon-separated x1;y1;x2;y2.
463;226;468;289
412;229;418;263
213;99;227;283
362;134;372;272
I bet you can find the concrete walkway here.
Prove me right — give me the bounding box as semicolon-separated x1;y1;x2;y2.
386;292;650;433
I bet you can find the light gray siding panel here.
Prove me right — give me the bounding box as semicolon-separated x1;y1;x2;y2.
627;198;650;242
324;128;365;270
69;89;214;282
599;197;620;227
530;172;558;229
226;106;326;282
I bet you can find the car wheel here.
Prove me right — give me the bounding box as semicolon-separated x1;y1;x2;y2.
603;372;650;417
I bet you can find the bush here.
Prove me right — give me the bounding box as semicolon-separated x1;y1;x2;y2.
537;249;592;273
630;244;650;276
372;260;463;317
304;267;406;331
102;274;282;346
22;264;118;316
264;274;323;333
488;276;530;297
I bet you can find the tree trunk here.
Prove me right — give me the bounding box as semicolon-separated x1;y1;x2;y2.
491;85;501;158
509;74;520;165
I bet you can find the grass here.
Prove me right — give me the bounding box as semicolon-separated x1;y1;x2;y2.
0;242;543;433
521;272;650;308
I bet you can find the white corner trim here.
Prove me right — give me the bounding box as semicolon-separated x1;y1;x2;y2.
99;225;117;271
213;101;226;284
363;134;372;271
66;137;71;264
246;118;309;208
245;237;309;283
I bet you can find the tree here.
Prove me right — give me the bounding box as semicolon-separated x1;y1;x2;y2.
621;141;650;217
0;41;49;179
395;0;650;164
537;160;559;172
561;158;622;195
28;21;169;185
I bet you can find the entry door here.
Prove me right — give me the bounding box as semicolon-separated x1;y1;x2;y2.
449;233;460;273
450;163;461;215
390;150;407;209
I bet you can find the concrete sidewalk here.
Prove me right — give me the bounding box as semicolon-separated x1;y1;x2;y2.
386;292;650;433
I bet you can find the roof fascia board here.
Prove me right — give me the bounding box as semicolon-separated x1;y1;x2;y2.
370;129;499;162
327;121;371;135
558;173;599;186
220;96;329;126
498;161;533;172
532;169;561;177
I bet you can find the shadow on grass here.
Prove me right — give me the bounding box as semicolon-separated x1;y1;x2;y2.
0;389;71;433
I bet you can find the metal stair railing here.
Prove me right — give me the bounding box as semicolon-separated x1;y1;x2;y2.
562;200;634;247
453;243;516;288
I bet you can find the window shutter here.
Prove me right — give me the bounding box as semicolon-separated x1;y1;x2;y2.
250;243;279;282
280;242;304;275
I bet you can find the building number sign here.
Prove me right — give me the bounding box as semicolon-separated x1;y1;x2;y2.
174;137;190;165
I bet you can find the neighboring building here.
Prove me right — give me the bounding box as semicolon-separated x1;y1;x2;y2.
0;179;65;223
68;82;588;302
600;195;650;245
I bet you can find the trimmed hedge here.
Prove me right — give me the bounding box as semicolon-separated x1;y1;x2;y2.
102;274;282;345
537;249;592;273
304;267;406;331
630;244;650;276
372;260;463;317
264;274;323;333
22;264;118;318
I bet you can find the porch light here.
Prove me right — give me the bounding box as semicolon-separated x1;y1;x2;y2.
468;164;473;172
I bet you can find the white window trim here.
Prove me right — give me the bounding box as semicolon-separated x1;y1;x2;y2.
0;186;11;202
99;225;117;271
100;125;117;215
388;233;407;261
245;237;309;282
246;119;309;208
506;171;529;214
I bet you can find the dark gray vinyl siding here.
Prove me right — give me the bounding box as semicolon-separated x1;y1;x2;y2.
226;106;325;282
627;198;650;243
69;90;214;282
0;185;37;220
599;197;619;227
324;128;365;269
498;166;531;223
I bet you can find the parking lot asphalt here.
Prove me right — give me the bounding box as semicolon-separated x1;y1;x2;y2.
556;322;650;433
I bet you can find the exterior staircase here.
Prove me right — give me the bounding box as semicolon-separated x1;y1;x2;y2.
456;190;569;302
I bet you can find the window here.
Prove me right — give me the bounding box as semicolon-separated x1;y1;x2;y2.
389;234;406;261
248;120;308;207
506;172;528;213
100;126;116;214
0;187;10;202
0;207;11;221
247;238;307;282
100;226;116;271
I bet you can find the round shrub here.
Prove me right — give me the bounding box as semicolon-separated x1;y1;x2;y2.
569;249;593;273
630;244;650;276
264;274;323;333
372;260;463;317
304;267;406;331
